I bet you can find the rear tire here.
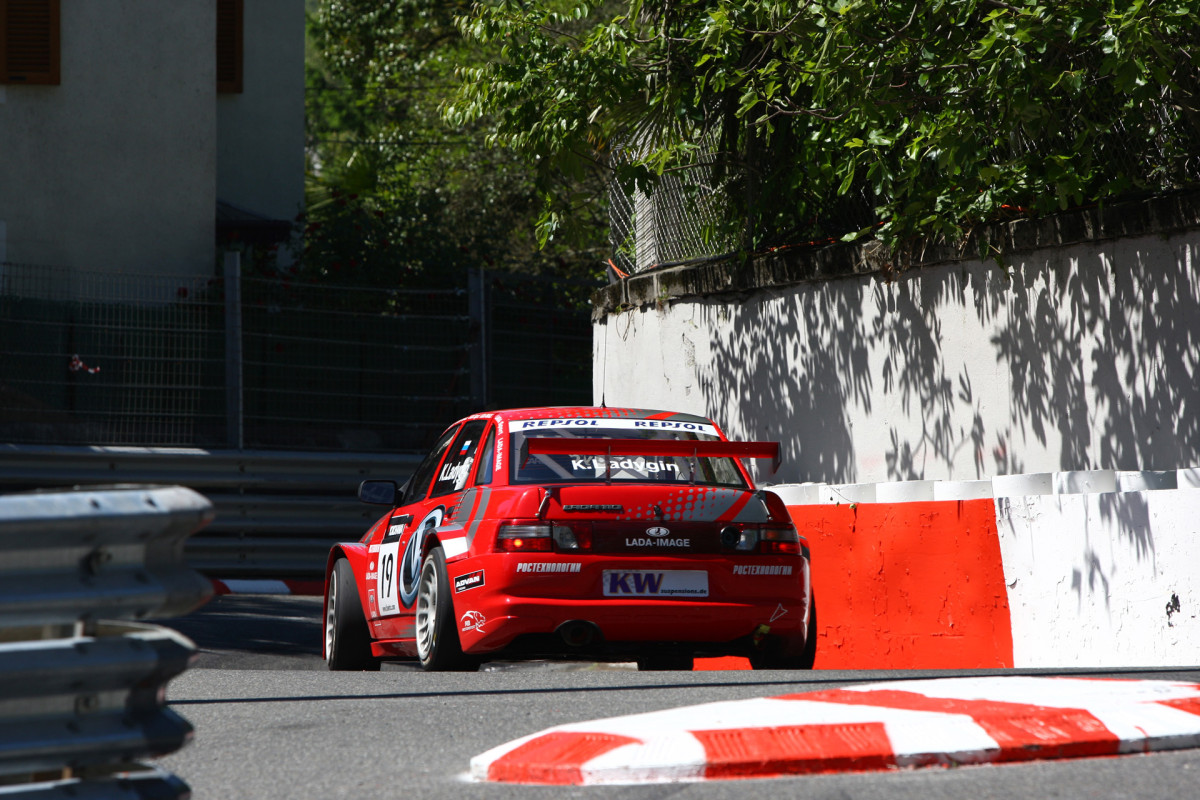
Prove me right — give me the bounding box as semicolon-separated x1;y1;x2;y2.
325;558;380;671
750;598;817;670
415;547;479;672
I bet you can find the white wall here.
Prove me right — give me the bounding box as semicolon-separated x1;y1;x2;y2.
595;229;1200;485
217;0;305;225
0;1;216;279
996;484;1200;668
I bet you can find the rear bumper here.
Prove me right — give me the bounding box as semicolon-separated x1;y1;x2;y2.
447;553;811;656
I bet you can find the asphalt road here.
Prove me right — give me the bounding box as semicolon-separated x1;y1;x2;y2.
153;595;1200;799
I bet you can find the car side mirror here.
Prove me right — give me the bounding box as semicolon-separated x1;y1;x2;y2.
358;479;398;506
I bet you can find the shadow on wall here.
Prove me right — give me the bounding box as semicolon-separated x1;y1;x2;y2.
694;280;867;485
694;234;1199;484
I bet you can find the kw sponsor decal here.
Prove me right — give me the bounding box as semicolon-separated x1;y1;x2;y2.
602;570;708;597
516;562;582;573
454;570;485;593
732;565;794;576
461;610;486;633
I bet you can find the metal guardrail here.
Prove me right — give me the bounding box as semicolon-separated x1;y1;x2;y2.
0;445;422;579
0;485;213;798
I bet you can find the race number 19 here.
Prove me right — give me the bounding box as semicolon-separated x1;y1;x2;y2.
376;522;405;617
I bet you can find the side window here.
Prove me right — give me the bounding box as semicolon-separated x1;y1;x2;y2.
405;424;460;504
474;427;495;486
431;420;488;497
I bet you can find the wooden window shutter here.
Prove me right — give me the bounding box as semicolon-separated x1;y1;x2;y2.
216;0;243;94
0;0;61;85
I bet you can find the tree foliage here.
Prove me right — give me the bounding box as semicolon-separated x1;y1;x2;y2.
299;0;609;287
448;0;1200;260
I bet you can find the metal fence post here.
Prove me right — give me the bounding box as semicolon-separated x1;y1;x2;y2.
223;251;244;449
468;267;488;410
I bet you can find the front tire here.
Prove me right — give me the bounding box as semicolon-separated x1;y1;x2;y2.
325;558;380;671
415;547;479;672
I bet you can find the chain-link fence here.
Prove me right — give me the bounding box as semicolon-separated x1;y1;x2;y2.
609;99;1200;276
0;264;225;446
0;261;598;452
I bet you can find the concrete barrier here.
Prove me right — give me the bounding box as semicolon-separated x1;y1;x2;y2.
772;467;1200;669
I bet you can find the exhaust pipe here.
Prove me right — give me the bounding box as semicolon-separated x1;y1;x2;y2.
556;620;599;648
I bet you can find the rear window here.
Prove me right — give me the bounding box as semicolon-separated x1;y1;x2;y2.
508;420;746;488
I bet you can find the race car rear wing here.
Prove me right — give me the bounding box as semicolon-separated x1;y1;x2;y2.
525;437;781;473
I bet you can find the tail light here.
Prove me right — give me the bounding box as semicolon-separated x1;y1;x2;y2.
720;523;802;555
496;521;592;553
758;524;802;555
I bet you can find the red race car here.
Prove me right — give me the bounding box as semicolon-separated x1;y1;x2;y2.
323;407;814;671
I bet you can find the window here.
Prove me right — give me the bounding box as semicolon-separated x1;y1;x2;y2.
431;421;489;497
474;428;496;486
0;0;60;85
216;0;242;93
405;425;460;505
510;427;747;488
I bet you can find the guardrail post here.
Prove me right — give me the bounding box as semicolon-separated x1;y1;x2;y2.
224;251;244;449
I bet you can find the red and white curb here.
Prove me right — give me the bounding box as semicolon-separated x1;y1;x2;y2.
470;677;1200;785
210;578;324;596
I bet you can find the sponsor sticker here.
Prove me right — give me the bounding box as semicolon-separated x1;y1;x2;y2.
732;564;794;576
563;504;624;513
569;456;679;473
454;570;485;593
625;537;691;548
602;570;708;598
516;562;582;574
461;610;486;633
438;456;474;490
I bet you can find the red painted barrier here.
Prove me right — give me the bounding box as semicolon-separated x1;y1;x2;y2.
787;499;1013;670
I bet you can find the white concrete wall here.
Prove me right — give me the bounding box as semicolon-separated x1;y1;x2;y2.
0;1;216;278
993;474;1200;668
595;230;1200;485
217;0;305;225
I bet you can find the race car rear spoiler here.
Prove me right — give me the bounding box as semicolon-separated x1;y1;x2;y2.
525;437;781;473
